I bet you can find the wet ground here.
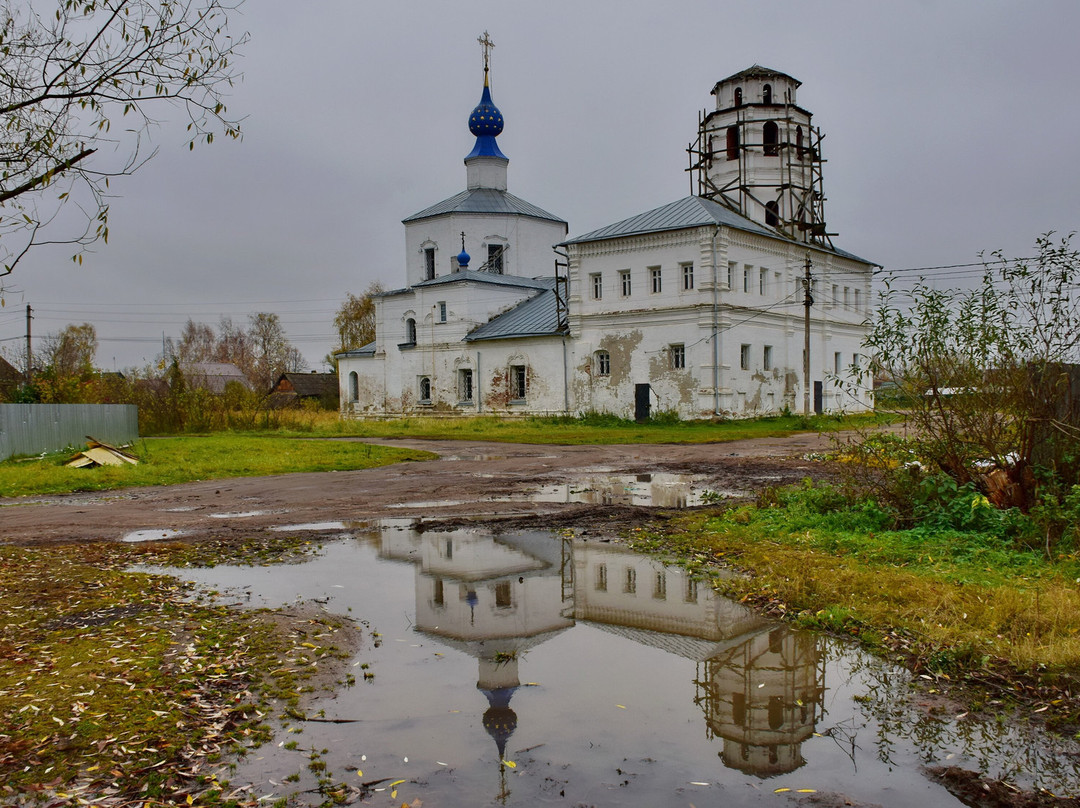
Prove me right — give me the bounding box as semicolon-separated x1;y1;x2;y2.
0;434;837;546
141;522;1080;807
5;433;1080;805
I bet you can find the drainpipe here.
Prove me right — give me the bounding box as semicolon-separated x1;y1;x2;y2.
711;224;722;416
562;338;570;414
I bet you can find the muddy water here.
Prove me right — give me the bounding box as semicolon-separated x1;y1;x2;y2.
144;523;1080;807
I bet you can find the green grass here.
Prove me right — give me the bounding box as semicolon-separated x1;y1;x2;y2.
0;539;354;802
0;435;433;498
634;482;1080;685
273;410;889;445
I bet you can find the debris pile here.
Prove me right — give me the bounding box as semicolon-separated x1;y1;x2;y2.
65;437;139;468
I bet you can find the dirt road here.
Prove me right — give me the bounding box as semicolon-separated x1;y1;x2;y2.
0;432;842;546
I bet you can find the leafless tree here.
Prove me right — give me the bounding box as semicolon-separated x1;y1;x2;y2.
0;0;246;283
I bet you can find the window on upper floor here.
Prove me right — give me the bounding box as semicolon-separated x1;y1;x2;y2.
424;247;436;280
727;261;736;289
726;125;739;160
759;268;768;295
590;272;603;300
763;121;779;156
796;126;804;159
595;350;610;377
854;288;861;310
744;265;753;294
762;83;772;104
620;270;632;297
405;318;416;344
834;351;842;375
438;301;447;323
734;87;743;107
487;244;504;274
763;344;773;371
650;267;662;294
682;263;694;290
740;343;751;371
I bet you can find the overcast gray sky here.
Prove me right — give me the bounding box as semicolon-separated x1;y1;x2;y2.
1;0;1077;372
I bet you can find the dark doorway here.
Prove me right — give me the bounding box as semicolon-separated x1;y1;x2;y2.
814;381;823;414
635;383;651;422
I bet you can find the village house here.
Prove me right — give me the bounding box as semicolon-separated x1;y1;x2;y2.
337;53;874;419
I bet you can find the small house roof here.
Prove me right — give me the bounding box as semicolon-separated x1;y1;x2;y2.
275;372;338;397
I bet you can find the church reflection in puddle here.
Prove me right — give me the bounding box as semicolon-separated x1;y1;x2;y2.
369;520;822;779
157;521;1079;806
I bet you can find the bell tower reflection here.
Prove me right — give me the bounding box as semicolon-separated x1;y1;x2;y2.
701;626;824;775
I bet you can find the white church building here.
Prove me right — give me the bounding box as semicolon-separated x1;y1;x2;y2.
337;56;874;420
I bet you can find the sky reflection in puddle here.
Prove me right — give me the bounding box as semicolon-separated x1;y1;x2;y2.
496;472;744;507
145;525;1080;807
121;528;187;543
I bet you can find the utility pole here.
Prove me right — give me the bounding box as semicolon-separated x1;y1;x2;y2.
802;255;813;416
25;305;32;385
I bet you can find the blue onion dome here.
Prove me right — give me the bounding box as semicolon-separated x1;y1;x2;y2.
466;71;507;160
469;74;504;136
458;248;471;268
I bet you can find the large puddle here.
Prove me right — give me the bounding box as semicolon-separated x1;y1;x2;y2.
143;524;1080;806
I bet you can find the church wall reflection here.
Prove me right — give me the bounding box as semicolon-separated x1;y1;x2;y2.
358;521;824;778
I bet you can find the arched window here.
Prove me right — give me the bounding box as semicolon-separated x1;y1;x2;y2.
595;350;610;377
763;121;779;156
765;201;780;227
762;83;772;104
734;87;742;107
726;125;739;161
418;376;431;403
796;126;804;159
348;371;359;403
405;318;416;344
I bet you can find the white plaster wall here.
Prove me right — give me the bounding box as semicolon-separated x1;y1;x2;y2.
566;225;873;418
404;211;567;285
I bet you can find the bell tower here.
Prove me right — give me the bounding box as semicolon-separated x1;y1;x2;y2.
688;66;833;247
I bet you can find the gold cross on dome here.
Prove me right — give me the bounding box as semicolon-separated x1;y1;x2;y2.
478;31;495;72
